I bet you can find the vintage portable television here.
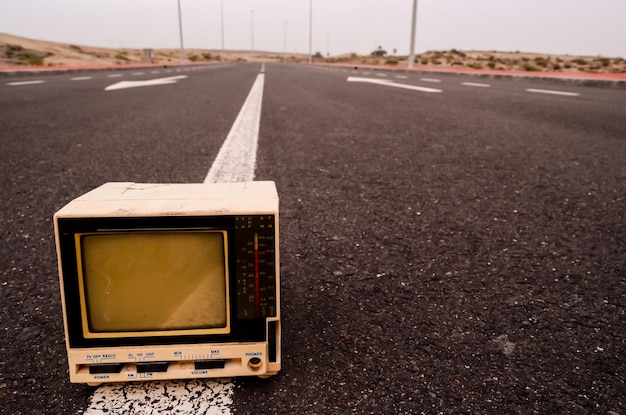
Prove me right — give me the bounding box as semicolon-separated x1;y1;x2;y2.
53;181;280;385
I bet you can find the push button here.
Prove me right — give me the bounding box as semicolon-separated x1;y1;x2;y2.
136;362;169;373
89;363;125;374
195;360;226;370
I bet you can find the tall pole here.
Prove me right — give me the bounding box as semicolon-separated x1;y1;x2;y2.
326;31;329;57
283;21;287;55
308;0;312;63
408;0;418;69
178;0;185;63
251;10;255;51
220;0;225;50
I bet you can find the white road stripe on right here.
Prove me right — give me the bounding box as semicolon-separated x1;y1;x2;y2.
420;78;441;83
526;88;580;97
347;76;442;93
462;82;490;88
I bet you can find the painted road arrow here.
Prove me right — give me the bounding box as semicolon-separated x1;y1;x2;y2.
347;76;442;93
105;75;188;91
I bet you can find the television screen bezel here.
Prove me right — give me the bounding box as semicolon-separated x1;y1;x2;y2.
57;216;269;348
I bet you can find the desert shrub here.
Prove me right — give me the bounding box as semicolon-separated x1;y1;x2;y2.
421;58;428;65
534;57;549;67
572;58;588;65
385;57;399;65
25;53;43;66
553;63;562;71
452;61;463;66
371;48;386;57
523;63;540;72
189;54;199;62
431;59;442;65
115;54;129;61
467;62;483;69
4;44;24;57
564;62;572;69
487;61;497;69
69;44;84;53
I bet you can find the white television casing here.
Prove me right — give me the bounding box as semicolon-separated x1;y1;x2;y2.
54;182;280;385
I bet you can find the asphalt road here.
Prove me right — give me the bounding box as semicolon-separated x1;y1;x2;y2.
1;63;625;414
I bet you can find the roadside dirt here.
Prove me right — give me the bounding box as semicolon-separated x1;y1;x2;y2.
2;32;625;74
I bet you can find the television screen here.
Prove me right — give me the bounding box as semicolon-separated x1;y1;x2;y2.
77;231;229;338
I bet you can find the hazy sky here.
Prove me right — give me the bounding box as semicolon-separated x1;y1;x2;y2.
2;0;625;57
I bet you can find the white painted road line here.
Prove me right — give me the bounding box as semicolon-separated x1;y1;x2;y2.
462;82;491;88
108;74;123;78
84;379;234;415
204;72;265;183
420;78;441;83
395;75;409;79
526;88;580;97
132;72;145;76
71;76;93;81
376;73;388;77
6;80;45;86
105;75;187;91
347;76;442;93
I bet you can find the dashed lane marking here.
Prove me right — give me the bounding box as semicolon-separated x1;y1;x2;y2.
526;88;580;97
420;78;441;83
347;76;442;93
462;82;491;88
6;80;45;86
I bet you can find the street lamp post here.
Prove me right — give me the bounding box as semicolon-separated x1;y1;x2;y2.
408;0;418;69
220;0;225;50
308;0;313;64
251;10;255;51
284;21;287;55
177;0;185;63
